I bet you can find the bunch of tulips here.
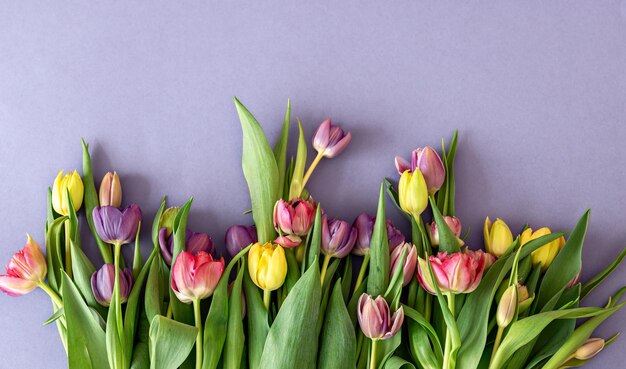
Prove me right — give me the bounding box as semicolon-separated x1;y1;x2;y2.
1;98;625;369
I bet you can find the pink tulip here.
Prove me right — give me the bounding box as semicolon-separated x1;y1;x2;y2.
0;235;47;296
390;242;417;287
395;147;445;194
357;294;404;340
312;119;352;158
468;249;497;270
428;216;462;246
171;251;224;304
416;251;485;295
273;198;316;238
274;235;301;248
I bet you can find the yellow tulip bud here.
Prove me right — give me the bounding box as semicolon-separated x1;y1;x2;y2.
398;170;428;221
521;227;565;271
483;217;513;257
52;170;84;216
248;242;287;291
496;284;517;328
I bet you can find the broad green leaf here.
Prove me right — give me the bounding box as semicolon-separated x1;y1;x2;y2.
45;216;67;294
288;119;307;199
130;309;151;369
429;196;459;253
368;184;389;296
436;131;458;216
106;278;125;369
149;315;198;369
170;199;195;331
383;356;416;369
349;276;369;326
243;270;269;369
317;258;341;333
318;280;356;369
273;99;291;199
223;264;246;369
581;247;626;299
70;239;105;317
145;256;166;323
258;260;321;369
282;248;301;299
82;139;112;264
132;222;142;279
235;97;279;243
341;257;353;303
404;305;443;369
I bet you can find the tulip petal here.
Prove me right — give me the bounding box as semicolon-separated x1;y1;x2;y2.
0;275;38;296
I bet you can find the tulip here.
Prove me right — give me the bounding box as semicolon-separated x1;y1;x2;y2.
99;171;122;208
466;249;496;270
248;242;287;292
159;228;214;265
225;225;257;257
274;198;316;236
171;251;224;304
274;234;301;248
395;147;445;195
520;227;565;270
517;285;534;313
416;251;485;295
352;214;405;256
573;338;605;360
357;294;404;340
91;264;133;306
312;119;352;159
398;170;428;221
321;216;357;258
496;284;517;328
0;235;47;296
386;220;406;250
429;216;463;246
483;217;514;257
92;204;142;245
52;170;84;215
390;242;417;287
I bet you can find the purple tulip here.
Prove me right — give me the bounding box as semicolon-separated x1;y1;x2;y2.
357;294;404;340
395;146;445;194
321;215;357;258
312;119;352;158
225;225;257;257
352;213;375;256
91;264;133;306
159;228;214;265
386;220;406;250
92;204;142;245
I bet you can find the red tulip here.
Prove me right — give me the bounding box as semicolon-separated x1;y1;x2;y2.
416;251;485;295
171;251;224;304
0;235;47;296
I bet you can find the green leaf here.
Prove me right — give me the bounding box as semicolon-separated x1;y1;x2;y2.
145;256;166;323
130;309;151;369
273;99;291;199
581;247;626;299
318;280;357;369
437;131;458;216
383;356;416;369
282;248;301;299
429;196;459;253
403;305;443;369
45;215;67;294
223;264;246;369
170;198;195;328
70;239;105;317
305;205;323;272
368;184;389;296
149;315;198;369
82;139;112;264
132;222;143;279
152;196;167;248
43;307;65;326
235;97;279;243
288;118;307;199
349;276;369;326
106;279;125;369
243;270;269;369
341;257;353;304
62;272;108;369
536;210;589;309
258;260;322;369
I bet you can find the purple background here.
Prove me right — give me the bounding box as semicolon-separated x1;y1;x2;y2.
1;2;625;368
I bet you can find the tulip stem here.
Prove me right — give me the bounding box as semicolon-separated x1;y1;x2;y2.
263;290;271;310
320;254;331;285
490;326;504;366
193;298;203;369
301;152;324;192
113;242;124;336
443;293;456;369
64;220;72;278
39;282;63;309
369;339;378;369
353;253;370;295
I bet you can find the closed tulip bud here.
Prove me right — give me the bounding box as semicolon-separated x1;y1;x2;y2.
411;147;445;194
484;217;514;257
321;216;357;258
52;170;84;215
357;294;404;340
390;242;417;287
521;227;565;270
159;228;214;266
91;264;133;306
416;251;485;295
225;225;257;258
386;220;406;250
159;207;179;237
429;216;463;246
98;171;122;208
496;285;518;327
273;198;316;237
92;204;142;245
312;119;352;158
171;251;224;303
573;338;605;360
0;235;47;296
352;213;375;256
248;243;287;291
517;285;534;313
398;170;428;221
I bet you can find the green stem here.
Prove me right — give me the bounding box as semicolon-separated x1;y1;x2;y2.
443;293;456;369
64;220;72;278
193;299;203;369
301;152;324;190
113;242;123;336
166;302;173;319
369;339;378;369
39;282;63;308
490;326;504;367
320;253;331;284
353;253;370;295
263;290;271;311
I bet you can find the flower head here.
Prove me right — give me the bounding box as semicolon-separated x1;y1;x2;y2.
225;225;257;257
357;294;404;340
398;170;428;221
92;204;142;245
0;235;47;296
395;147;445;194
273;198;316;243
99;171;122;208
484;217;513;257
91;264;133;306
159;228;214;265
390;242;417;287
312;119;352;158
171;251;224;303
248;242;287;291
416;251;485;295
352;214;405;256
429;216;463;246
321;216;357;258
52;170;84;215
521;227;565;270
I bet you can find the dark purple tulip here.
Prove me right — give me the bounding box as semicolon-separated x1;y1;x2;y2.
352;213;375;256
321;215;357;258
91;264;133;306
225;225;257;257
159;228;215;265
386;220;406;250
92;204;142;245
312;119;352;158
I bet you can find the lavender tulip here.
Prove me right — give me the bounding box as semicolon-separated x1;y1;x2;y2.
225;225;257;258
312;119;352;158
321;215;357;258
91;264;133;306
92;204;142;245
357;294;404;340
352;213;375;256
395;146;445;194
159;228;214;265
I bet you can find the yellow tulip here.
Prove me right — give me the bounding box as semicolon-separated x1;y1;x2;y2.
248;242;287;291
520;227;565;270
483;217;513;257
52;170;84;216
398;170;428;221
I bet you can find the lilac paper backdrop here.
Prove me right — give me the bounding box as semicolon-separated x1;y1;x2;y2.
1;2;626;368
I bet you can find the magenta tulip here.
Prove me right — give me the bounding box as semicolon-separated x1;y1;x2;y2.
273;198;316;237
390;242;417;287
357;294;404;340
395;147;445;194
171;251;224;303
0;235;47;297
92;204;142;245
312;119;352;158
159;228;214;265
321;215;357;258
225;225;257;257
416;251;485;295
91;264;133;306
